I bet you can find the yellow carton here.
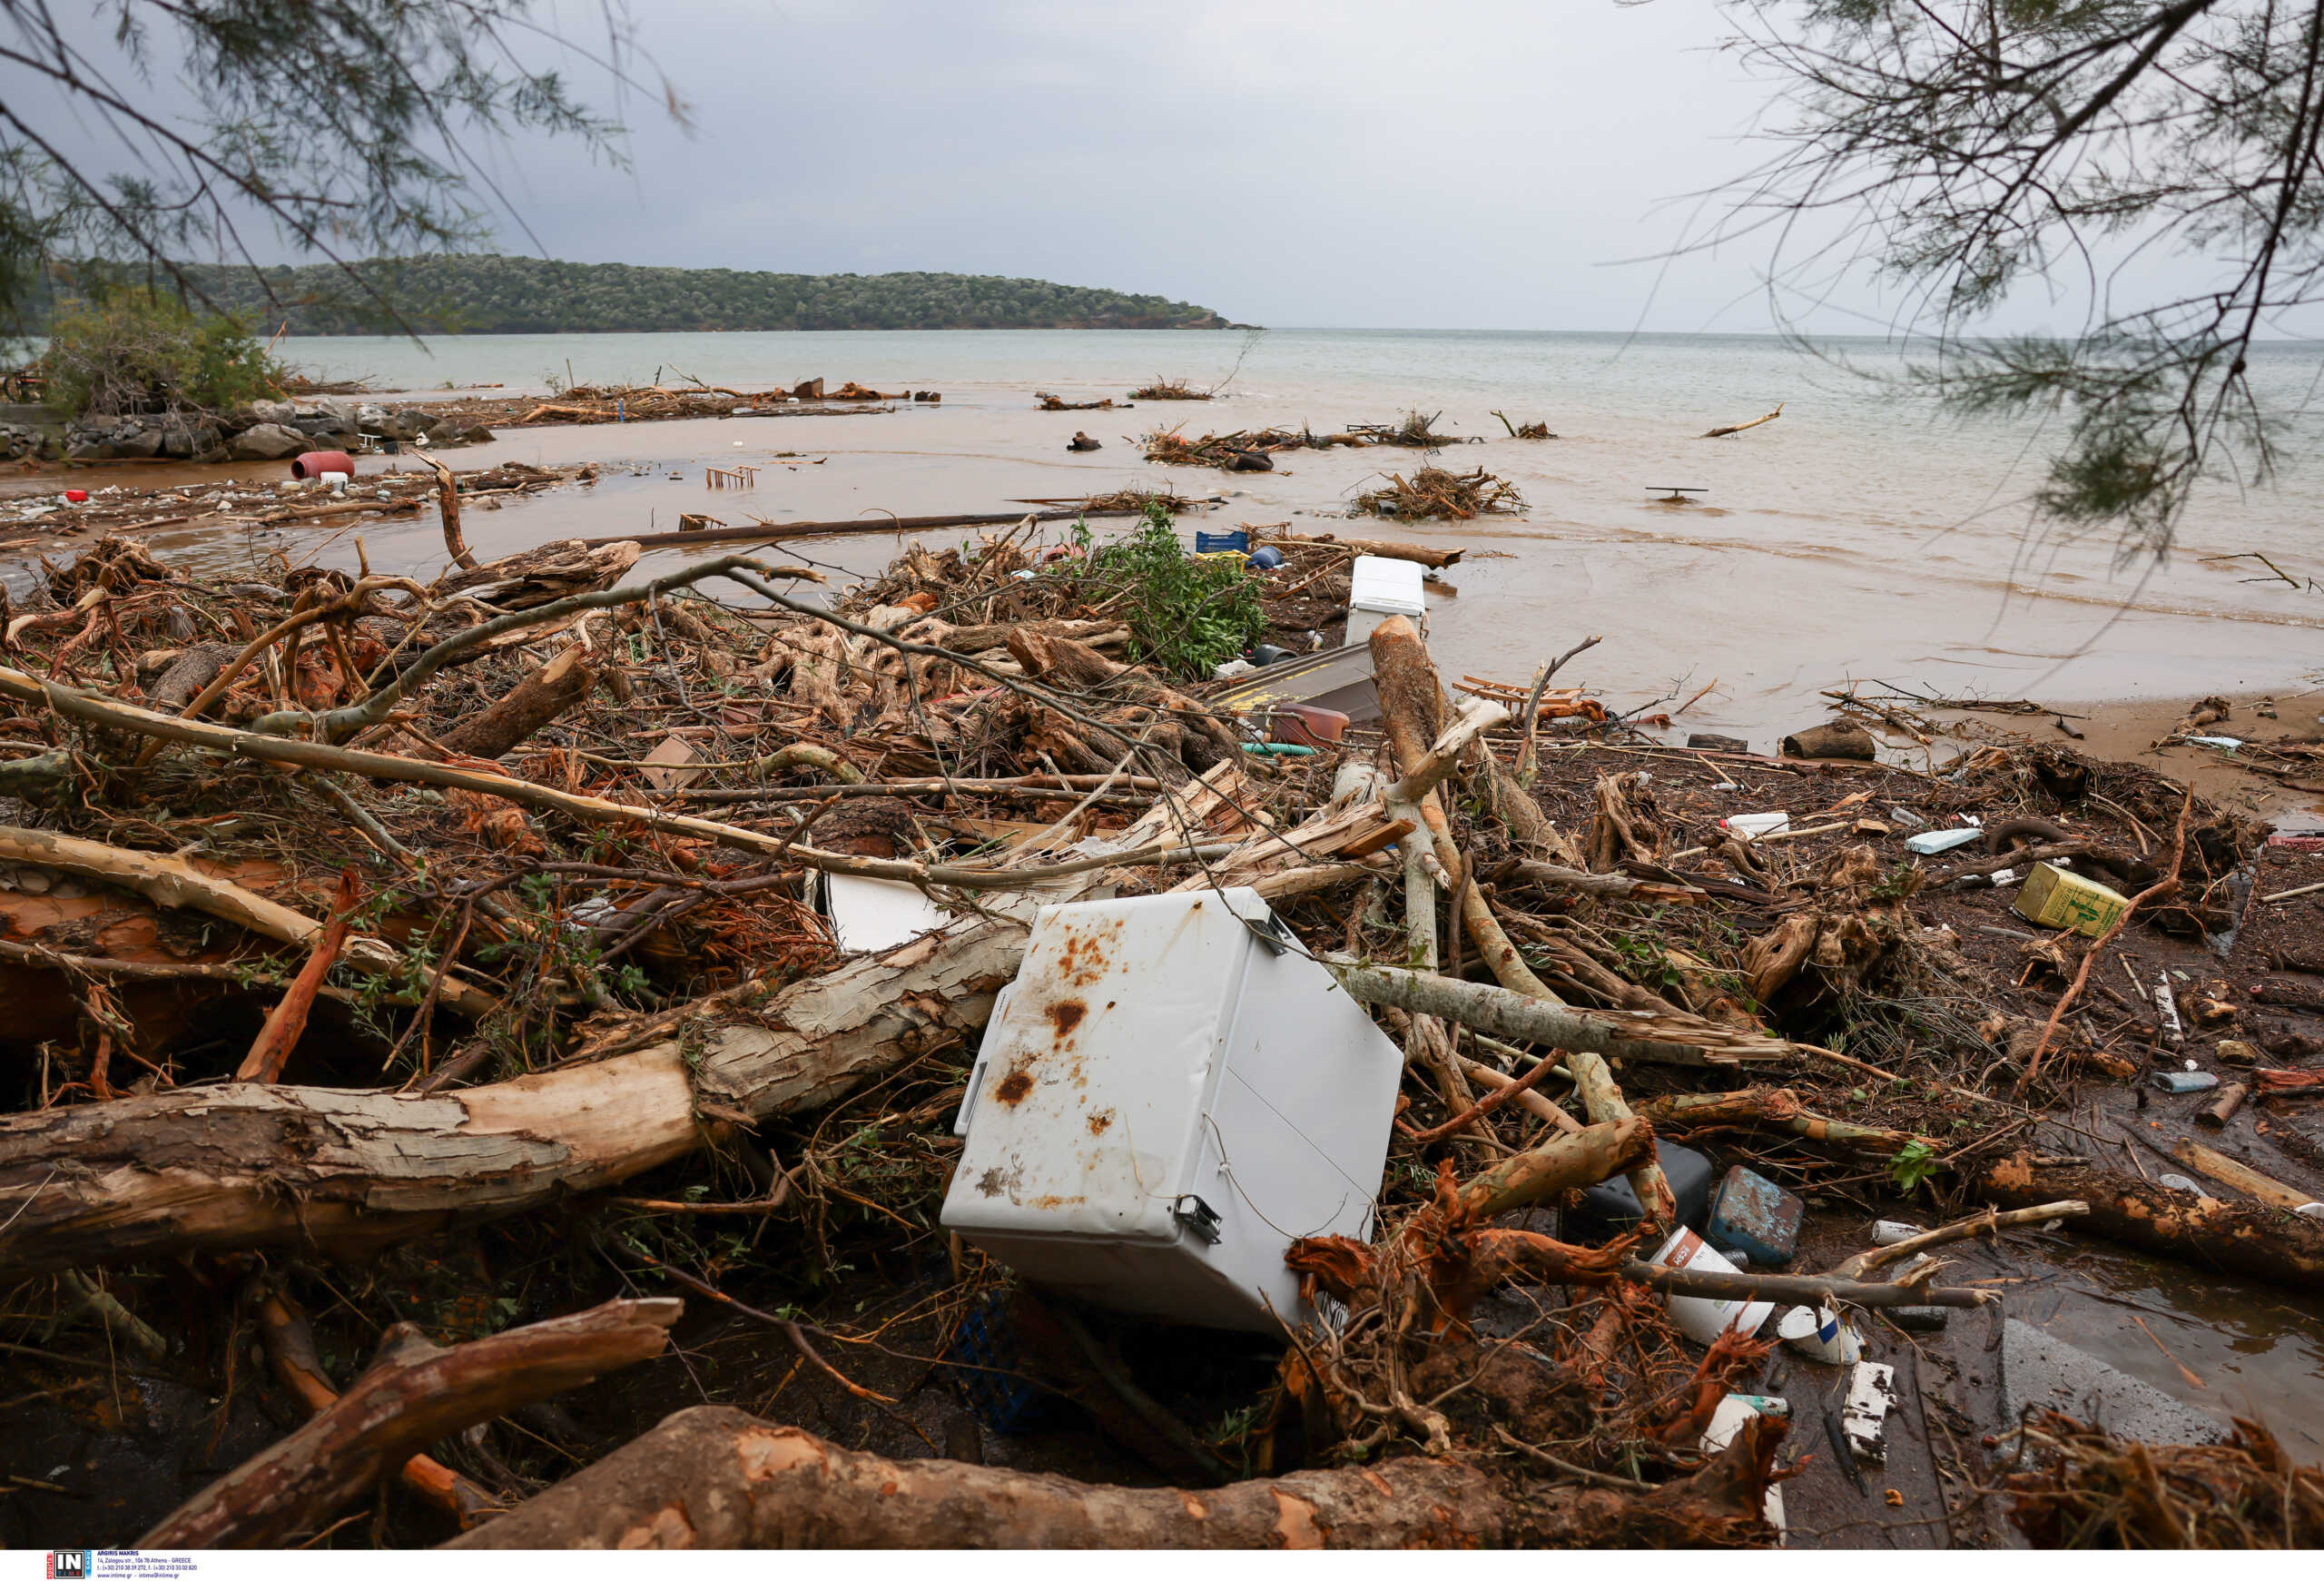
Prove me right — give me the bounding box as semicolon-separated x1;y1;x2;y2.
2015;862;2131;937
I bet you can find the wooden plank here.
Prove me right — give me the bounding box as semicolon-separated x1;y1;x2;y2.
2171;1138;2317;1212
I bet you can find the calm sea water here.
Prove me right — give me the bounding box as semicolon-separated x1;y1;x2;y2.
148;328;2324;729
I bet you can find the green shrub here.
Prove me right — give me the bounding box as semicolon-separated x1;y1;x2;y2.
1078;503;1267;679
44;291;282;418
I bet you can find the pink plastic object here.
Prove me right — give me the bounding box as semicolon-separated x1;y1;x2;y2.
290;450;355;480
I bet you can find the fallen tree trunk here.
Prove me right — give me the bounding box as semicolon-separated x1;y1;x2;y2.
1459;1118;1656;1218
436;645;598;760
0;914;1024;1273
141;1296;678;1547
0;776;1329;1273
1324;958;1796;1067
450;1406;1784;1548
1977;1151;2324;1290
1636;1086;1935;1152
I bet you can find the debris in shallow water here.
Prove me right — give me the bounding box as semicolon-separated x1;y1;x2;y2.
1352;465;1523;521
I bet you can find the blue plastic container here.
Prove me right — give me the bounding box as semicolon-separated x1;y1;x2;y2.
1195;529;1251;555
1703;1164;1803;1268
948;1291;1049;1434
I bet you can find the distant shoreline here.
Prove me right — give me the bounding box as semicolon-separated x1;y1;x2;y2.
159;256;1241;336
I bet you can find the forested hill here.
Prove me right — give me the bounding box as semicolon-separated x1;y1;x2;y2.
180;257;1237;333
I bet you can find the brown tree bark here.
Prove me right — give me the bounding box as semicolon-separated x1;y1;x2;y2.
145;643;236;709
141;1297;678;1548
1779;721;1876;761
0;914;1024;1273
1324;959;1795;1067
450;1406;1785;1549
1977;1151;2324;1290
436;645;599;760
1457;1118;1657;1218
256;1291;500;1530
423;456;478;571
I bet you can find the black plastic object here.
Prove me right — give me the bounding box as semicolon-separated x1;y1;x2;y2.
1563;1142;1714;1243
1250;644;1295;667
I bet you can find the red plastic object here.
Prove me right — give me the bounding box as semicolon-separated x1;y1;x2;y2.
1266;703;1349;747
63;488;87;503
290;450;355;479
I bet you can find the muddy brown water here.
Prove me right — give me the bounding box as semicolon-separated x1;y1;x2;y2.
7;338;2322;779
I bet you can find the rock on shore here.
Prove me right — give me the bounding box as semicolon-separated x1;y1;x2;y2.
56;395;490;464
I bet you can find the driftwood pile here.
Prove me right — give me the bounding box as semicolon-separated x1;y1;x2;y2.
504;379;929;427
1142;426;1309;471
1354;464;1525;520
509;384;772;425
1142;415;1480;473
1345;410;1466;448
0;487;2319;1550
0;460;586;554
1128;377;1209;400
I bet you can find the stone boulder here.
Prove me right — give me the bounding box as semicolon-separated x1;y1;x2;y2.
108;422;164;459
228;422;306;461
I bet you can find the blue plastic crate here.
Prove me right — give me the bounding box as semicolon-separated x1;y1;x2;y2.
948;1291;1049;1435
1194;529;1250;556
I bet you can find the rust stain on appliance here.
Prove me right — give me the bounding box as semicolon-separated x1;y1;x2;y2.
1047;999;1087;1041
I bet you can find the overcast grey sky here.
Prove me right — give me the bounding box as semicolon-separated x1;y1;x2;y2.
465;0;1793;331
15;0;2224;336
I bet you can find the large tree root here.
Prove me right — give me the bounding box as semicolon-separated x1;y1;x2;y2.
450;1406;1788;1549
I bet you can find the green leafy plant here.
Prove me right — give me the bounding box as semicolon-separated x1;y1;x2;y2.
1079;502;1265;679
44;291;281;417
1888;1139;1941;1197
